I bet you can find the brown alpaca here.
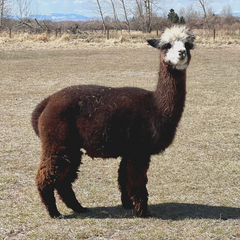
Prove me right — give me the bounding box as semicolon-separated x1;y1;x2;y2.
32;26;195;218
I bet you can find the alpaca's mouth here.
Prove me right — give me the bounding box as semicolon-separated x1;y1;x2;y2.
165;59;188;70
165;52;188;67
166;58;187;68
177;55;188;65
178;55;186;61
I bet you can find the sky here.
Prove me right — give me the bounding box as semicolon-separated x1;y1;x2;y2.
34;0;240;17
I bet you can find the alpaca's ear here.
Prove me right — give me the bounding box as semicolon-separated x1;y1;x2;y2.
147;39;161;49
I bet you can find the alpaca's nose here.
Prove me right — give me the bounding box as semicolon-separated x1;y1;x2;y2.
179;50;186;59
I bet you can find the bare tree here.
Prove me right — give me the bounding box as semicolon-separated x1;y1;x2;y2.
109;0;122;32
15;0;34;20
120;0;130;33
13;0;36;30
184;4;201;20
135;0;144;18
221;5;234;25
190;0;214;28
0;0;14;27
134;0;163;32
221;5;232;17
0;0;4;27
13;0;50;33
144;0;151;32
131;0;145;31
96;0;106;33
178;7;186;19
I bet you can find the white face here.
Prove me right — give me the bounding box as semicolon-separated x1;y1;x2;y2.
164;41;188;70
148;26;195;70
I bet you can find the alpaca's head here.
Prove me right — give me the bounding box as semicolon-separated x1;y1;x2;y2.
148;26;195;70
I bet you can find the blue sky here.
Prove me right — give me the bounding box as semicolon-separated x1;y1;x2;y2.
35;0;240;17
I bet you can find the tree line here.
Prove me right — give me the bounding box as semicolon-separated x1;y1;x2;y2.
94;0;239;32
0;0;239;35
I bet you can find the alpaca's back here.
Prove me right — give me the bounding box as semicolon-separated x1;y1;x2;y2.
37;85;163;158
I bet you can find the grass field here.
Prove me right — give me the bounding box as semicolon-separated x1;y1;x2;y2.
0;43;240;239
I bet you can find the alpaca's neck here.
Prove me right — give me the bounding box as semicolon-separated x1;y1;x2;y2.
155;60;186;123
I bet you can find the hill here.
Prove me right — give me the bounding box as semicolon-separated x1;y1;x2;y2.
31;13;90;21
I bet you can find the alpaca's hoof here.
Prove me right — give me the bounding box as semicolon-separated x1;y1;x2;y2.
49;209;64;219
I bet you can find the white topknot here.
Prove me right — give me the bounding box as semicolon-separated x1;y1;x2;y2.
160;25;195;46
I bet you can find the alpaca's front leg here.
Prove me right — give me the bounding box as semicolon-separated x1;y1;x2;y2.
118;157;134;209
126;158;151;217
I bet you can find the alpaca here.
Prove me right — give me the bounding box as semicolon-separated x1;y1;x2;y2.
32;26;195;218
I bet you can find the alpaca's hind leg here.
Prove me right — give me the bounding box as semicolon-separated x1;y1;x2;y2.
36;147;85;218
56;182;87;214
126;158;150;217
36;155;63;218
56;151;87;214
118;157;134;209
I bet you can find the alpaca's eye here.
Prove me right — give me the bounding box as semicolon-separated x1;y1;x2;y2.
162;43;172;50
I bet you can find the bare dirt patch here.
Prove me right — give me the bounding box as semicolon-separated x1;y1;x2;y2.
0;44;240;239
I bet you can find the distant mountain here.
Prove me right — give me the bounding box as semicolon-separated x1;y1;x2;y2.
233;12;240;17
8;12;240;22
30;13;90;21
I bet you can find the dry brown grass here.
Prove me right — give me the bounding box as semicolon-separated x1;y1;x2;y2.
0;28;240;51
0;43;240;239
194;29;240;45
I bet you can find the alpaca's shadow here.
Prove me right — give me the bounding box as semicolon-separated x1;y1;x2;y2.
66;203;240;220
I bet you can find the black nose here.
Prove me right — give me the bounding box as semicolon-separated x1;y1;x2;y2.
179;50;186;59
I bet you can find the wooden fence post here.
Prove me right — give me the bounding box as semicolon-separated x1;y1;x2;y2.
213;29;215;41
106;28;110;40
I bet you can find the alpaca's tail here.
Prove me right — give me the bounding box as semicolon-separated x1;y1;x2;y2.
31;97;50;137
